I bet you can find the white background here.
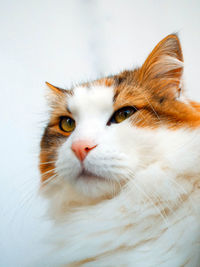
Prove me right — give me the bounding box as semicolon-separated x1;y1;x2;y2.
1;0;200;266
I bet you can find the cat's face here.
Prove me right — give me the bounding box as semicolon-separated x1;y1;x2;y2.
40;82;149;198
40;34;200;201
42;84;157;198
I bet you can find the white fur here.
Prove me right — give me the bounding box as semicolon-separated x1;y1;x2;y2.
40;84;200;267
154;55;183;75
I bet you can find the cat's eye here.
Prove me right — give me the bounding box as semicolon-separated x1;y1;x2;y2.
59;116;75;132
108;106;136;125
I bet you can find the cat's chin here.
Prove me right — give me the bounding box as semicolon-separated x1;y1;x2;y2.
77;169;107;182
74;170;121;199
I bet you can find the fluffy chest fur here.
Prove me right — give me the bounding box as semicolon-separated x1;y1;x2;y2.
39;34;200;266
43;129;200;267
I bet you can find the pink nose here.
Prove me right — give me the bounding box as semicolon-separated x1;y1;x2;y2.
71;140;97;161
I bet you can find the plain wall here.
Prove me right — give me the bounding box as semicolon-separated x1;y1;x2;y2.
1;0;200;266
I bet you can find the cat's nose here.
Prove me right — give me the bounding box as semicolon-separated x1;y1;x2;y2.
71;140;97;162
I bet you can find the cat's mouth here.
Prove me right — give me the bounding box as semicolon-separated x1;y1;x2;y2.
78;168;106;181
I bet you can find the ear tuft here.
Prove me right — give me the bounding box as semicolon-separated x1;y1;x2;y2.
140;34;183;83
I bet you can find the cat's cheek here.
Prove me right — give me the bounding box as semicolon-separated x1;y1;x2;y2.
56;140;82;183
113;123;142;170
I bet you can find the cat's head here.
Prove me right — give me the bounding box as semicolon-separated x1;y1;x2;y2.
39;34;200;205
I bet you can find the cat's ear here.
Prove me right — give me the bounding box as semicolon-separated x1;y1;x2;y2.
45;82;66;95
45;82;68;108
139;34;183;98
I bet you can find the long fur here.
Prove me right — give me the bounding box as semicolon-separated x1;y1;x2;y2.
39;34;200;267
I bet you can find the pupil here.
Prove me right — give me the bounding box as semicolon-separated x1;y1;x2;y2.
68;118;72;125
124;110;129;117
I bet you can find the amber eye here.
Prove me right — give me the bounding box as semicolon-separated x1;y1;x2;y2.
108;106;136;124
59;116;75;132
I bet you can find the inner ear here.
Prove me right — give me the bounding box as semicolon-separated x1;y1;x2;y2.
140;34;183;81
139;34;184;98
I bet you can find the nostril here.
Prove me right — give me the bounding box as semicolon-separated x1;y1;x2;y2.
84;144;97;152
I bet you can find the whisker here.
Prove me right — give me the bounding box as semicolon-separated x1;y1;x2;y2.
121;169;170;228
41;168;56;177
41;173;59;185
129;178;169;227
144;95;161;122
40;161;56;165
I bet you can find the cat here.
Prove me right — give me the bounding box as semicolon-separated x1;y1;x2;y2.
39;34;200;267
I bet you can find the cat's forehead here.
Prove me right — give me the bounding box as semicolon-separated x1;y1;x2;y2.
68;84;114;115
